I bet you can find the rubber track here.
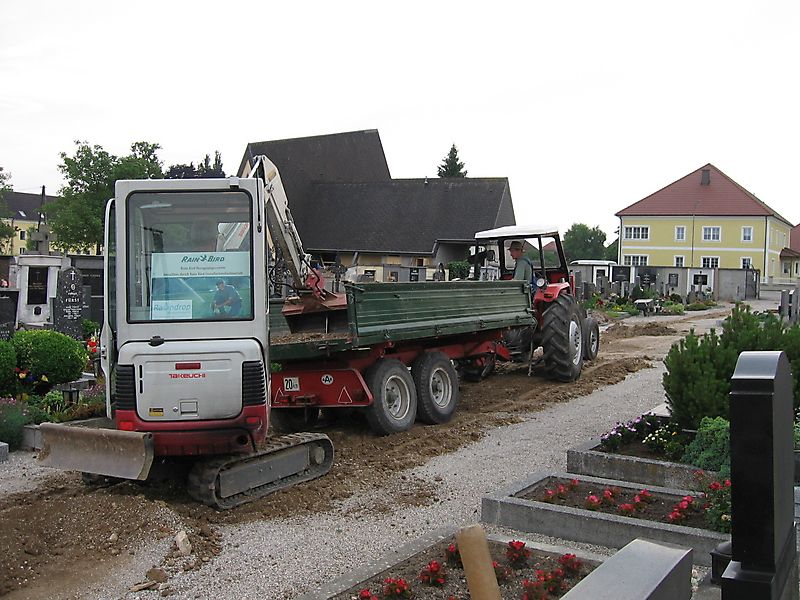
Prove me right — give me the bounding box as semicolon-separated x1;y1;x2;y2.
187;432;334;510
541;294;579;382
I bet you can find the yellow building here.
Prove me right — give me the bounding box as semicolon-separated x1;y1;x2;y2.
616;164;796;284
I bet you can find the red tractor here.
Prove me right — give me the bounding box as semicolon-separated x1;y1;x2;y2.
463;226;599;382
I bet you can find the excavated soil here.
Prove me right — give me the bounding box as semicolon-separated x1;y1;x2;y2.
602;322;678;339
0;308;729;597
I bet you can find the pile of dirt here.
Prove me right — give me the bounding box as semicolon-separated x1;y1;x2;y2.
603;322;678;340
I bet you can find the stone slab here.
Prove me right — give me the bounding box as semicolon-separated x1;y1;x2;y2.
294;527;605;600
561;538;692;600
567;439;713;489
0;441;8;462
22;424;41;451
481;471;728;567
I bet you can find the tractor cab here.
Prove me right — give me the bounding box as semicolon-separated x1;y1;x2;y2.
471;225;573;297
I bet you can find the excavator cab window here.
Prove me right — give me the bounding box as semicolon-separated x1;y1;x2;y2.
126;190;255;323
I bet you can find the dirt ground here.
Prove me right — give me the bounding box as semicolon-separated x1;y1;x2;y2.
0;307;731;598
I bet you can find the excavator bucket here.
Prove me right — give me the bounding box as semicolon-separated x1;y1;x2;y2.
38;422;155;481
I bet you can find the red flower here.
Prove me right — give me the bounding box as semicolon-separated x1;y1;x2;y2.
558;553;582;576
383;577;412;598
556;483;567;497
709;481;722;491
584;494;601;510
638;489;653;502
542;489;556;503
507;540;531;568
419;560;446;587
678;500;689;511
618;503;636;516
358;590;378;600
668;510;684;523
724;479;731;487
569;478;579;489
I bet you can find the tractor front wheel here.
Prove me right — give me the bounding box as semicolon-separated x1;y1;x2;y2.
541;294;584;382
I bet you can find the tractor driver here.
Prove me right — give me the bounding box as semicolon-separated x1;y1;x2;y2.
508;241;533;282
211;279;242;317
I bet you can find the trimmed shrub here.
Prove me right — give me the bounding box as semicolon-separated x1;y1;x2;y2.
663;329;738;429
0;341;17;396
680;417;731;478
12;330;88;386
447;260;470;280
686;302;709;311
664;304;800;430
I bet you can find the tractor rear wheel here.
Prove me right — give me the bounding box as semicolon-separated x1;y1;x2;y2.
412;352;459;424
583;316;600;361
365;359;417;435
541;294;584;382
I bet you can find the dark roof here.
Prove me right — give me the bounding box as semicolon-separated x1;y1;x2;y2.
791;224;800;252
0;190;56;220
616;164;793;226
301;178;515;254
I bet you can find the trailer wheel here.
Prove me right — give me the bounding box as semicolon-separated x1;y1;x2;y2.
412;352;460;424
583;316;600;361
364;359;417;435
541;294;584;382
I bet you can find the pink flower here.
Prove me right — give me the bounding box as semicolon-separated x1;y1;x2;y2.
584;494;601;510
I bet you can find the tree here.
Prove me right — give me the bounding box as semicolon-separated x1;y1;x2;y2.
562;223;607;262
437;144;467;178
0;167;15;253
605;238;619;262
48;141;163;253
165;151;225;179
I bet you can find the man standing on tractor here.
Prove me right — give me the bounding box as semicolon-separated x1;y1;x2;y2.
509;241;533;282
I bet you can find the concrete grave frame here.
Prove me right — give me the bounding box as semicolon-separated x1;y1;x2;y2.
567;439;715;489
294;526;606;600
481;471;728;567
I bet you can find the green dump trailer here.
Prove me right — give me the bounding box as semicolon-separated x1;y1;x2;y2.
269;280;534;435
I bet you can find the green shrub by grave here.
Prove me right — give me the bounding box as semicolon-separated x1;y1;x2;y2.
447;260;470;280
0;341;17;397
12;329;88;386
686;302;709;311
663;329;738;429
681;417;731;478
665;304;800;429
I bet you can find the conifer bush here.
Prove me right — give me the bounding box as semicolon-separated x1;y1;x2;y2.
664;304;800;430
681;417;731;478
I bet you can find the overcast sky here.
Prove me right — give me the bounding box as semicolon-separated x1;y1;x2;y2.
2;1;798;240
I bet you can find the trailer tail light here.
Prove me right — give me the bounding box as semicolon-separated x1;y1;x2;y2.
175;362;201;370
245;416;262;427
118;420;135;431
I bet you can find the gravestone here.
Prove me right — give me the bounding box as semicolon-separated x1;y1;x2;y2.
722;351;798;600
573;271;583;300
52;267;84;339
780;290;790;319
668;273;679;288
0;296;16;341
611;265;630;283
611;281;621;296
597;275;609;297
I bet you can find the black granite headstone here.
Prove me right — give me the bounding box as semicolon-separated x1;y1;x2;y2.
52;267;84;339
0;296;15;341
721;351;798;600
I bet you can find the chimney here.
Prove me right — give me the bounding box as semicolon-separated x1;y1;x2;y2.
701;169;711;185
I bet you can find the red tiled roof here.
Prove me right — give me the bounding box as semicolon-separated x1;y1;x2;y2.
615;164;792;226
542;241;556;252
792;224;800;252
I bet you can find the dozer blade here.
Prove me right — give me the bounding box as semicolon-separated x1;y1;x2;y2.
38;422;155;481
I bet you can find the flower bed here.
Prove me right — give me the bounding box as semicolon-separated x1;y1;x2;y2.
299;528;602;600
481;472;728;567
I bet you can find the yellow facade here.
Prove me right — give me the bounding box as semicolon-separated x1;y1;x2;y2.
618;216;792;280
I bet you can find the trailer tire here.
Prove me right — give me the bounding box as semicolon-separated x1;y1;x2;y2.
583;316;600;361
541;294;584;382
365;359;417;435
412;352;459;424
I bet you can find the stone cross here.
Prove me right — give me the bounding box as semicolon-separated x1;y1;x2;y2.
30;225;57;255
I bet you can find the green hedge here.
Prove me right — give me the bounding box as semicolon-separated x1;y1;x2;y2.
12;330;88;386
0;341;16;396
664;304;799;429
681;417;731;478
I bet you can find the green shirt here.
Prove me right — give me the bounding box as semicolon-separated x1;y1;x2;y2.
514;256;533;282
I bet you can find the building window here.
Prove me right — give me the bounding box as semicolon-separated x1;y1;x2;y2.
19;230;26;241
783;261;791;274
623;255;648;266
624;226;649;240
675;226;686;242
702;226;721;241
741;257;752;269
742;226;753;242
701;256;720;269
674;256;684;267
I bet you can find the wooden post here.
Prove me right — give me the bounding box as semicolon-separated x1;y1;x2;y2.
456;525;501;600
